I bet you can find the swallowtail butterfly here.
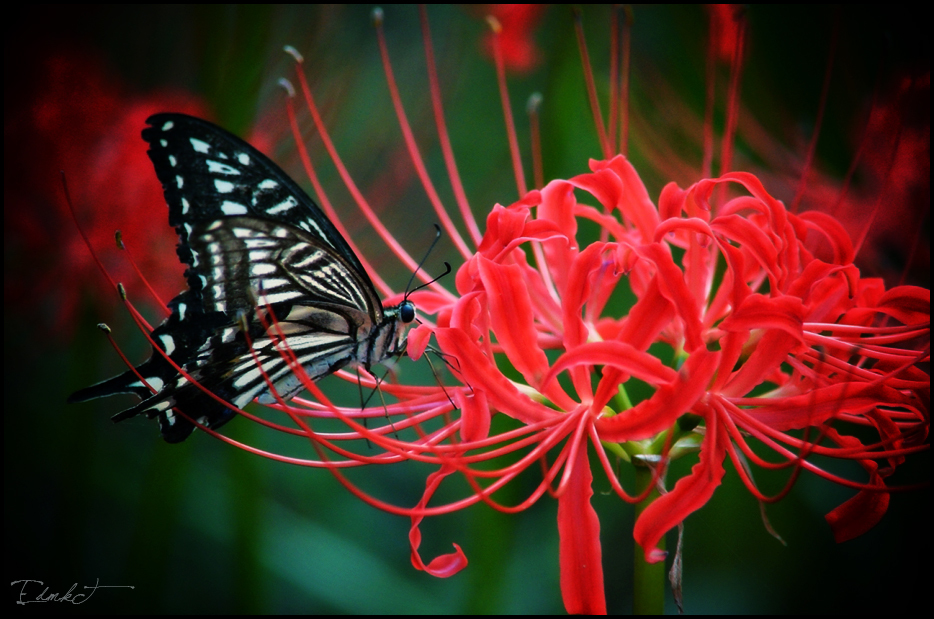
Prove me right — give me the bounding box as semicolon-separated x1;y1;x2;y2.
69;113;417;442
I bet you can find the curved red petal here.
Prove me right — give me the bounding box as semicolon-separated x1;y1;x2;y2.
633;411;727;563
478;257;550;386
436;327;554;425
558;441;607;614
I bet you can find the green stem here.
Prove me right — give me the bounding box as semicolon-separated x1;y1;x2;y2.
633;465;665;615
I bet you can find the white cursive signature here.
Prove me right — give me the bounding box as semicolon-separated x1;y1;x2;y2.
10;578;134;605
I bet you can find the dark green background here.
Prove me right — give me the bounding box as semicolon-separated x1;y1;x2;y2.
5;5;929;613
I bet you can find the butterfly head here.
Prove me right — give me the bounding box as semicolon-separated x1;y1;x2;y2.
385;298;417;357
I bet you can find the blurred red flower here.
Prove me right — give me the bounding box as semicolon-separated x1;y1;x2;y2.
5;50;206;332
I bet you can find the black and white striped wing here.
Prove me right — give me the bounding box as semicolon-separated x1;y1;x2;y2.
69;113;386;442
143;113;383;323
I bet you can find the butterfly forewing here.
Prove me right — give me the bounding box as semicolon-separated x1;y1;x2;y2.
143;113;382;322
68;113;413;442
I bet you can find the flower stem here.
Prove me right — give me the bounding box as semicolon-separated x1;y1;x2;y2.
633;465;665;615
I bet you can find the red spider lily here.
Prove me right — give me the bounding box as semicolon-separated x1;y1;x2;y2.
430;157;929;611
69;6;929;615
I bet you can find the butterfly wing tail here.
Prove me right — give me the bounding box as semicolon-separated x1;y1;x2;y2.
67;367;154;404
69;366;236;443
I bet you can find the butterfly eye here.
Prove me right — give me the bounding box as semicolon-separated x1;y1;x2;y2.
400;300;416;324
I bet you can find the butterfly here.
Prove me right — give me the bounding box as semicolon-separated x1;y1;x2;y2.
68;113;417;443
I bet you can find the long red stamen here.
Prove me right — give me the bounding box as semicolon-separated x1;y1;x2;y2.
114;231;170;314
419;5;483;246
619;5;633;158
287;49;452;296
487;15;528;198
527;93;544;190
854;92;905;258
279;73;394;298
573;9;612;159
608;7;619;155
702;9;717;179
790;11;839;214
718;9;747;207
373;9;472;261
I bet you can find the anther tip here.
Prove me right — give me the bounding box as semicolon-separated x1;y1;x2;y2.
371;7;384;26
278;78;296;98
526;92;543;114
283;45;304;64
485;15;501;33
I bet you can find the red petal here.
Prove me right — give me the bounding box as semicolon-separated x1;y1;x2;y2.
409;466;469;578
406;324;433;360
558;441;607;614
636;243;704;352
878;285;931;324
574;155;661;243
477;257;550;386
633;409;727;562
457;389;491;443
436;327;554;425
823;428;891;542
597;349;719;442
825;488;890;543
795;210;856;265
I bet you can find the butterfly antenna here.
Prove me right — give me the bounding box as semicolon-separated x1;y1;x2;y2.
404;224;447;297
409;262;452;297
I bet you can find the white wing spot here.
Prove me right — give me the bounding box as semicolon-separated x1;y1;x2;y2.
176;175;184;189
160;139;168;147
249;250;271;261
262;290;304;304
237;153;250;165
251;263;277;276
261;278;289;289
146;376;165;392
267;196;298;215
207;160;240;175
221;201;248;215
181;197;190;214
190;138;211;153
215;179;235;193
165;410;176;426
259;179;278;190
168;155;177;167
178;303;187;321
159;334;176;356
183;223;193;237
162;121;174;131
244;239;276;249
